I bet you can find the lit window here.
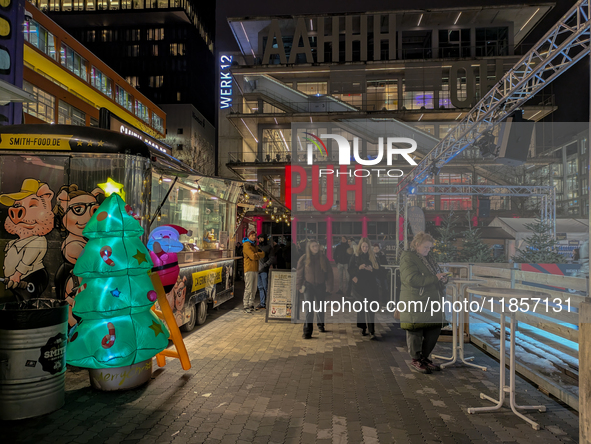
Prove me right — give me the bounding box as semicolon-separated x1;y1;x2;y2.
23;81;55;123
135;101;150;124
58;100;86;126
24;20;56;60
91;66;113;97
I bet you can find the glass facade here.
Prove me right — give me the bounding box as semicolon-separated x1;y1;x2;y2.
23;81;56;123
58;100;86;125
60;43;89;81
24;19;56;60
91;66;113;97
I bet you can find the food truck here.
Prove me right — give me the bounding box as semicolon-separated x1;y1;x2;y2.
0;124;241;331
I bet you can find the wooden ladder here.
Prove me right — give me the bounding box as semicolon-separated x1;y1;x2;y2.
150;273;192;370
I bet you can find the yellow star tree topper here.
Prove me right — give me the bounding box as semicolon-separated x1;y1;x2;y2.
98;177;126;202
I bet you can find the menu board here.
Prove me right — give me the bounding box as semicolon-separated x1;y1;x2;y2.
265;270;293;322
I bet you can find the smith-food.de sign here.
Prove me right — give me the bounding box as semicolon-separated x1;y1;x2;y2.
220;55;233;109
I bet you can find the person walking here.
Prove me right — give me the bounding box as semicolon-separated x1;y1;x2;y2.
242;230;265;313
296;239;334;339
333;236;351;294
255;234;275;310
345;238;358;297
373;243;389;306
348;237;381;340
399;231;448;374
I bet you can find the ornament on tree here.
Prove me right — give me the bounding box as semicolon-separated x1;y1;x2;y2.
67;190;169;369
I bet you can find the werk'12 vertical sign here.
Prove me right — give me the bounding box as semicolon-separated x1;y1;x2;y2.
220;55;233;109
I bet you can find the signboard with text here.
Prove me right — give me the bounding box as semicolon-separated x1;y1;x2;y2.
265;270;293;322
99;108;171;155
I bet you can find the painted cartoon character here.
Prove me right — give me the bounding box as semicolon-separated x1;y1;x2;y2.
52;184;103;326
174;276;187;312
147;224;189;293
0;179;55;301
225;265;233;290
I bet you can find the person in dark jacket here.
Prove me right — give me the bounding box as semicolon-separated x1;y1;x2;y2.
400;231;449;374
373;243;389;305
256;234;275;309
296;239;334;339
285;242;294;269
333;236;351;294
348;237;381;340
274;240;287;269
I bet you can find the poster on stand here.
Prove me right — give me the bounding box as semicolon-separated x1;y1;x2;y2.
265;270;293;322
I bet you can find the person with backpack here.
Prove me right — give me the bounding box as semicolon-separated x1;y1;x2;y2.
255;234;275;310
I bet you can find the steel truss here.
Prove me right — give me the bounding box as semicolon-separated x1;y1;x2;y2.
395;185;556;258
396;0;591;194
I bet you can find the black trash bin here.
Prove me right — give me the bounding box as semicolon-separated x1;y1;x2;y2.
0;299;68;420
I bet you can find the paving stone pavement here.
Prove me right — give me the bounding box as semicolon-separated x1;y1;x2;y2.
4;292;579;444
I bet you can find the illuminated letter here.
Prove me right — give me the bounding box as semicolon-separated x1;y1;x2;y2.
312;165;334;211
339;165;363;211
285;165;307;210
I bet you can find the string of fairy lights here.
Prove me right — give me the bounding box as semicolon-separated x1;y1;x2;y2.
235;186;292;229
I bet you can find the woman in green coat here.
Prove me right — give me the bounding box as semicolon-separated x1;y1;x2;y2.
399;232;449;374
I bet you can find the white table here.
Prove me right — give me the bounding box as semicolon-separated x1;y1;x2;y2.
431;278;487;371
465;286;549;430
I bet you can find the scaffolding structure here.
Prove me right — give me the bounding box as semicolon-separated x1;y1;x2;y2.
395;185;556;257
395;0;590;194
393;0;590;255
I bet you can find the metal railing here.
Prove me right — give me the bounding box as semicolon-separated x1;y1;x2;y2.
232;94;555;116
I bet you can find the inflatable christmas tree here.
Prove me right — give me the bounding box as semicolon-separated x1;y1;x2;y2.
67;192;169;369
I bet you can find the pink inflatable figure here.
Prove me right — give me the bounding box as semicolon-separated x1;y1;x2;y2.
147;224;188;293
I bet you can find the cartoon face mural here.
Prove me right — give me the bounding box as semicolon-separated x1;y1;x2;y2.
54;185;103;264
147;224;189;293
0;179;55;300
52;184;104;327
174;276;187;312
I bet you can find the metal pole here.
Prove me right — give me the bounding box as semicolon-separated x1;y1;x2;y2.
404;194;409;251
581;28;591;444
396;194;400;259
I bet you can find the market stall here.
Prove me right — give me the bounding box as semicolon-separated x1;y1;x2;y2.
0;124;241;331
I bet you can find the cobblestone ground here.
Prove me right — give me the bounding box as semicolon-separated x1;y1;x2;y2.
4;290;579;444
